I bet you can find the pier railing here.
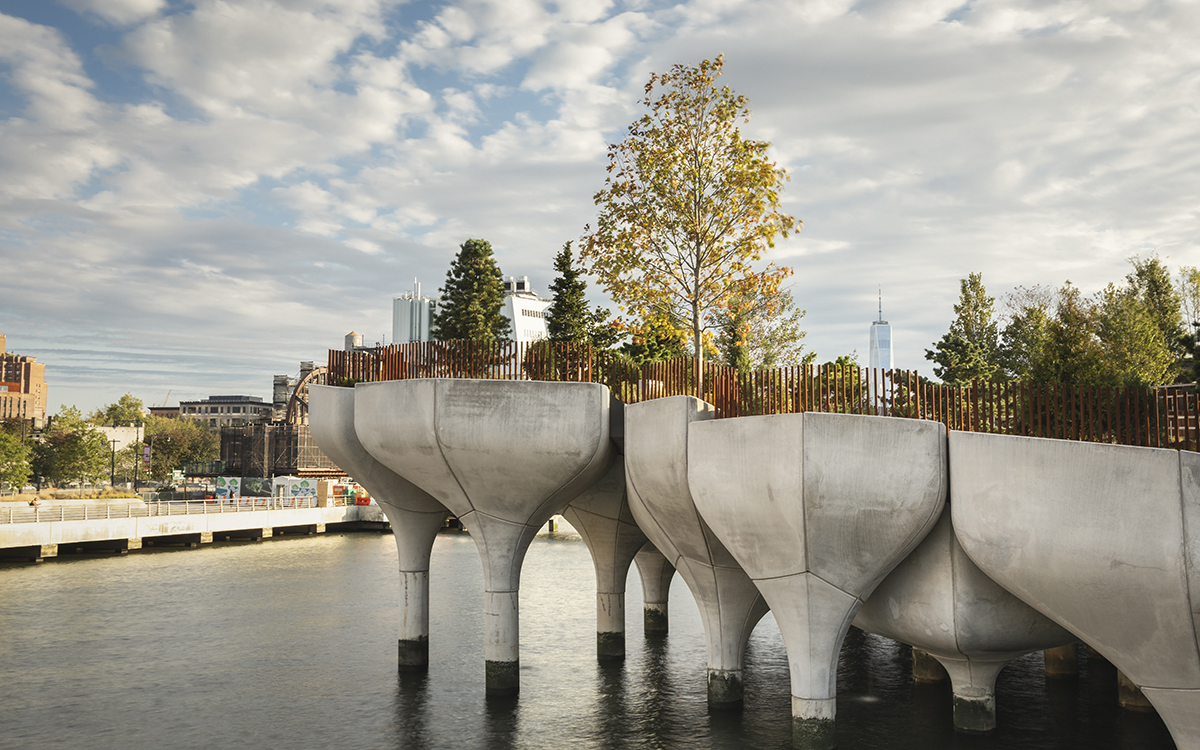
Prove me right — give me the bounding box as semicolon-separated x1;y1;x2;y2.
328;341;1199;451
0;497;322;525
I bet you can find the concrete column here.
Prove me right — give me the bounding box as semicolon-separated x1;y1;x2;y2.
485;590;521;695
688;412;948;747
562;461;647;660
352;379;615;697
1044;644;1079;677
624;397;767;710
933;657;1007;732
633;542;674;635
310;385;450;673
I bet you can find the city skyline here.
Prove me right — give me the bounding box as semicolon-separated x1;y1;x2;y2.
1;0;1197;414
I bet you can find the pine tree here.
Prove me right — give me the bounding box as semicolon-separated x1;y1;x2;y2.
432;238;512;341
546;242;618;349
926;272;1001;385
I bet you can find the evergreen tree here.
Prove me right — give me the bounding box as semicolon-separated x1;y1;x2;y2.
925;272;1001;385
431;238;512;341
546;242;619;349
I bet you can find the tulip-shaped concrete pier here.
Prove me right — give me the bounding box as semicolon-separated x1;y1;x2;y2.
688;412;946;749
354;379;615;696
625;396;769;707
562;461;648;659
854;508;1075;732
309;384;450;670
633;542;676;634
951;432;1200;750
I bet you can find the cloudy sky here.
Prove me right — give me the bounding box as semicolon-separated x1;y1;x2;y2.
1;0;1198;415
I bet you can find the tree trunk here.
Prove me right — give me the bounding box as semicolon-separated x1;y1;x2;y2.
693;300;704;399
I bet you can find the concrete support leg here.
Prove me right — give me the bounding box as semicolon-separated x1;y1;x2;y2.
913;648;949;682
563;464;648;662
792;696;837;750
596;592;626;660
1044;644;1079;677
397;570;430;670
383;508;449;673
634;543;675;635
934;657;1007;733
485;590;520;697
1117;670;1154;711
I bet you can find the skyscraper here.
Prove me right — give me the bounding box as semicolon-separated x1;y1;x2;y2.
869;290;893;371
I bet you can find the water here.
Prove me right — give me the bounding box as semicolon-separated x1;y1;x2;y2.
0;530;1177;749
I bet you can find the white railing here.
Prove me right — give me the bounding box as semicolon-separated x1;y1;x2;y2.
0;497;326;525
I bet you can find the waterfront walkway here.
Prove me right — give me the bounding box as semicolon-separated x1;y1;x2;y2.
0;499;387;562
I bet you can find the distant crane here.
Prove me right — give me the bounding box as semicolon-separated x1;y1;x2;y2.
160;389;171;407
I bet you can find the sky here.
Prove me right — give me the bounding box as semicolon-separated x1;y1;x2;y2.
1;0;1198;415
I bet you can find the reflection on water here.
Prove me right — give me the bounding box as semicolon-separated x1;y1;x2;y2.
0;530;1178;749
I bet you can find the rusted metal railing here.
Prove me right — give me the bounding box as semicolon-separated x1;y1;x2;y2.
329;341;1198;451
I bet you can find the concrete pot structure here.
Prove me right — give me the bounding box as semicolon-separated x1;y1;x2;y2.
688;412;946;749
950;431;1200;750
625;396;769;708
354;379;615;696
561;461;648;660
633;542;676;634
853;508;1075;732
308;384;450;670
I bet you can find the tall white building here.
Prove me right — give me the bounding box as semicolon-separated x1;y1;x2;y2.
501;276;551;344
392;280;436;344
869;291;893;371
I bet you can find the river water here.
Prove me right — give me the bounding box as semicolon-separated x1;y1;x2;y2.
0;528;1177;749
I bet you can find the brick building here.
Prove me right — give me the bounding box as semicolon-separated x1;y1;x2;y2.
0;334;47;426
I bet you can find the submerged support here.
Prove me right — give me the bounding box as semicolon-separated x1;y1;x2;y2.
485;591;520;696
935;658;1007;733
634;543;675;635
1044;644;1079;677
792;696;836;750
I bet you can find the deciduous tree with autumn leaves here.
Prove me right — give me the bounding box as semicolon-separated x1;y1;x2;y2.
583;55;800;393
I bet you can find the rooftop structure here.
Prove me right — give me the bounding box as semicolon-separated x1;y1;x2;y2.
179;395;272;428
393;280;437;345
502;275;550;344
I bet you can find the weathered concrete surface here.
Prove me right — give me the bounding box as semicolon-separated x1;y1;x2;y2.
354;379;615;695
853;509;1075;732
310;384;448;670
688;412;946;747
951;431;1200;749
561;461;647;660
624;396;768;708
633;542;675;634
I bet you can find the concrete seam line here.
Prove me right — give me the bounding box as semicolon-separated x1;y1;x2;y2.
949;519;964;658
432;380;474;516
1176;451;1200;666
806;571;856;601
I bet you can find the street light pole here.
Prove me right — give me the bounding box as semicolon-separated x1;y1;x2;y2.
109;439;118;488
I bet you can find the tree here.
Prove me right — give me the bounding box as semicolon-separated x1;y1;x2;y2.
137;415;220;483
999;286;1054;380
1127;255;1185;358
617;314;689;367
432;238;512;341
1177;266;1200;382
546;241;621;350
583;55;800;394
88;393;146;426
31;406;109;487
926;272;1001;386
1094;282;1176;387
0;430;30;492
714;284;813;371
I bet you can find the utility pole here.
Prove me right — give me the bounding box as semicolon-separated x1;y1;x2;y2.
109;439;118;487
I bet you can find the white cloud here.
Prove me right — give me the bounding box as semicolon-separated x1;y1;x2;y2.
59;0;166;26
